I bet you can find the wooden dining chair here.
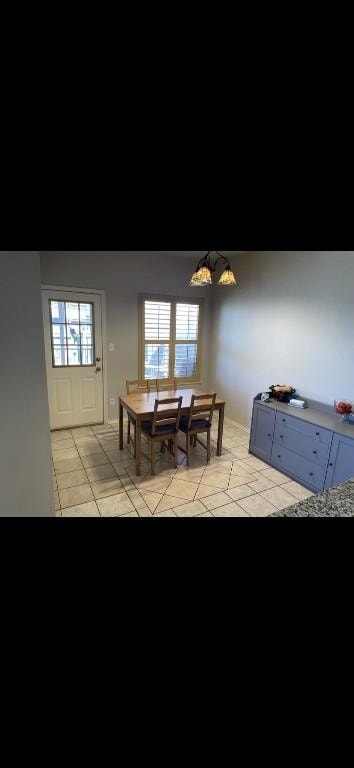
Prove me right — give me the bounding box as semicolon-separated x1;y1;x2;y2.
156;377;177;392
126;379;150;455
179;393;217;466
141;396;183;474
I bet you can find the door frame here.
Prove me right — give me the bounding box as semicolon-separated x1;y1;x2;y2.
41;284;108;425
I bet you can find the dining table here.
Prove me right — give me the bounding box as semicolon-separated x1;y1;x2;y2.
119;387;226;476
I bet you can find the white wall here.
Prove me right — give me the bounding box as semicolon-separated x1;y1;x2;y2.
209;252;354;428
40;252;212;421
0;252;53;516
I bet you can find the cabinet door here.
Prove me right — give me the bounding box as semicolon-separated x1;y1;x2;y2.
325;433;354;489
250;403;276;462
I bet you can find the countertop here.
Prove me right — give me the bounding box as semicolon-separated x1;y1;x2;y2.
256;396;354;439
270;477;354;517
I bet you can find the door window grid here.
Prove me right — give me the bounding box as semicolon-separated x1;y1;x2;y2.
50;300;95;367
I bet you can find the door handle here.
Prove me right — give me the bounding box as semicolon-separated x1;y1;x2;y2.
96;357;101;362
96;366;102;373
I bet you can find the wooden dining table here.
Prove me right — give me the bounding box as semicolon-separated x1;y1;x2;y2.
119;388;226;476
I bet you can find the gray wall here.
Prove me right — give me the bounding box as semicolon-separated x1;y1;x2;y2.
0;252;53;516
40;252;212;421
209;252;354;428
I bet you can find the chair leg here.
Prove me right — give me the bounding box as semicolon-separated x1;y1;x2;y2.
207;429;211;463
133;425;137;458
150;439;155;475
186;432;190;467
194;435;197;447
160;441;165;453
190;435;194;447
174;436;178;468
127;419;131;444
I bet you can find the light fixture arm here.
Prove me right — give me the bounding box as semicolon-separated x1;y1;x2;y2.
212;253;231;273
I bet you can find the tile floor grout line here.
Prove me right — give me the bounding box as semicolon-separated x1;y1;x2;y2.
52;422;313;517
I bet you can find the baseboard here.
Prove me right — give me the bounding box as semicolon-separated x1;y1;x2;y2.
224;415;250;433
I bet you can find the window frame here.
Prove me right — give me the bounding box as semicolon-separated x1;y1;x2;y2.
49;298;96;368
138;293;204;384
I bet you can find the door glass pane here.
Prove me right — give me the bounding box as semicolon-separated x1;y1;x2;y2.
67;346;81;366
51;301;66;324
81;347;93;365
174;344;197;378
66;324;81;346
52;324;68;344
144;344;169;379
53;346;68;366
80;303;93;324
80;324;93;346
50;299;96;367
66;302;80;324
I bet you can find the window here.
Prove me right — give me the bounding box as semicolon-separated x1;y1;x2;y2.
139;295;203;382
49;300;95;367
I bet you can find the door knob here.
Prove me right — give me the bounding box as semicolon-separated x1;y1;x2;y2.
96;366;102;372
96;357;101;362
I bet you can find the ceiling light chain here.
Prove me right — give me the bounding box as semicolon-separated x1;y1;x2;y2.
189;251;237;287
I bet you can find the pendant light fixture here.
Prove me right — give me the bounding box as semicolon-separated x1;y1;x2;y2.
189;251;237;287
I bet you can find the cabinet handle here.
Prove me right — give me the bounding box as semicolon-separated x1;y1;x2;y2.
313;450;317;454
328;463;333;467
282;418;286;422
267;433;271;437
316;432;320;436
277;454;281;459
280;434;284;438
309;472;314;476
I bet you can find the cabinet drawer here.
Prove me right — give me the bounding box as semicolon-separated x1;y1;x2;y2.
271;444;326;491
275;412;332;445
274;421;330;468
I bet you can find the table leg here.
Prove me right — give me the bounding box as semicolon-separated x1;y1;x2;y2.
135;416;142;476
217;405;225;456
119;398;124;450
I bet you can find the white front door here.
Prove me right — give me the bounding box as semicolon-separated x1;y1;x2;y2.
42;289;104;429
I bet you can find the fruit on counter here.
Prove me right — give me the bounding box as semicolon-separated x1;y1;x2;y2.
335;401;353;414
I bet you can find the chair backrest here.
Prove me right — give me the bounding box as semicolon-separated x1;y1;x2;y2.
126;379;149;395
156;377;177;392
151;396;183;436
146;378;157;392
187;393;217;430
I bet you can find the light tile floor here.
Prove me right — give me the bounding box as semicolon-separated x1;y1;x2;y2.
52;418;314;517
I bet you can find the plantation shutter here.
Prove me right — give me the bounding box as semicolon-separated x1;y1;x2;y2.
174;303;200;378
143;300;171;379
140;296;202;382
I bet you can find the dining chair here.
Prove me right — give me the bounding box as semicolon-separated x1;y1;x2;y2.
156;377;177;392
126;379;150;455
141;396;183;475
179;393;217;466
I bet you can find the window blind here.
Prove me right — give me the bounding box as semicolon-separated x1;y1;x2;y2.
141;296;202;382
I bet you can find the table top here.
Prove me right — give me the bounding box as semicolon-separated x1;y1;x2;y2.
119;388;225;417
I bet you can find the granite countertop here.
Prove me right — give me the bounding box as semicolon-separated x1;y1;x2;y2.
270;477;354;517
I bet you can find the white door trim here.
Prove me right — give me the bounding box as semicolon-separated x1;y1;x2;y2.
41;284;108;425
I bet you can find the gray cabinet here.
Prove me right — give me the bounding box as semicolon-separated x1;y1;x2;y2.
250;402;276;462
324;434;354;490
249;395;354;491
